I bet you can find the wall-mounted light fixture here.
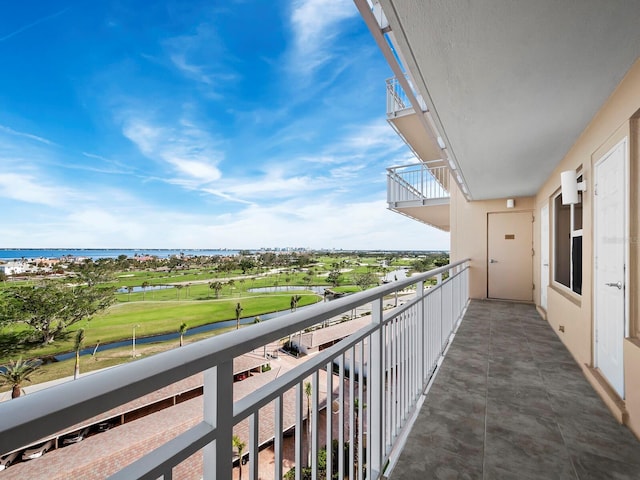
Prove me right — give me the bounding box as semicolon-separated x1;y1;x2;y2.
506;198;515;209
560;170;586;205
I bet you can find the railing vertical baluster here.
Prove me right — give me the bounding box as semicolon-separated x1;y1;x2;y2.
358;341;364;480
326;362;333;480
349;346;355;480
295;383;302;480
311;372;319;480
369;297;384;478
274;396;283;480
249;413;258;480
203;361;233;480
338;353;345;479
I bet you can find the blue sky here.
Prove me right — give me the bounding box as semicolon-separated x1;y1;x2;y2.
0;0;449;250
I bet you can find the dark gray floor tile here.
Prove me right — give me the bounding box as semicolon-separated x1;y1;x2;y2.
485;426;576;480
571;451;640;480
410;406;485;461
404;300;640;479
391;447;482;480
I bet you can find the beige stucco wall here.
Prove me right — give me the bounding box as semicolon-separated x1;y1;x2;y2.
537;58;640;436
450;57;640;437
449;181;534;299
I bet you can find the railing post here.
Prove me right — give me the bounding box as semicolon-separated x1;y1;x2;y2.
369;297;384;479
203;361;233;480
416;280;425;390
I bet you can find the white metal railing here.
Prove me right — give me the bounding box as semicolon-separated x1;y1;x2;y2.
386;75;427;116
387;163;450;203
0;261;469;480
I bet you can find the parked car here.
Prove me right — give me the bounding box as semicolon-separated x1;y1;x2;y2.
22;440;54;461
0;451;21;471
95;421;113;432
62;427;90;445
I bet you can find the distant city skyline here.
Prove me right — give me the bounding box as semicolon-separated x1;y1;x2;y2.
0;0;450;251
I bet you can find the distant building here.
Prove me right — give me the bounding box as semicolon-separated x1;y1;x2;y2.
0;261;27;276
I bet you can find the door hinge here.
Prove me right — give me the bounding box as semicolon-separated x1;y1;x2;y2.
532;248;535;257
533;283;535;290
594;183;598;196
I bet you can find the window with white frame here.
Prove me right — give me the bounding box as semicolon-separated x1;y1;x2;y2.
553;176;583;294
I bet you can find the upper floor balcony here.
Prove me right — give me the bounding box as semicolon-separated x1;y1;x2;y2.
387;162;450;231
385;76;444;165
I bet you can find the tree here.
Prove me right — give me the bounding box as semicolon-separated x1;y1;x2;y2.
239;257;255;274
235;302;243;330
141;281;150;301
1;282;115;345
175;284;183;300
178;322;188;347
74;328;85;380
327;270;342;287
352;272;379;291
290;294;302;312
126;286;133;301
210;281;223;299
0;358;39;398
232;435;247;480
227;279;236;297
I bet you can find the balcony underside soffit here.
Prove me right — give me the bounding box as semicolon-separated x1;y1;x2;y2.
388;111;443;164
389;202;450;232
382;0;640;200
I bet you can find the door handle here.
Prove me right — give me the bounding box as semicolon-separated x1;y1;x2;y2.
543;263;549;267
605;281;622;290
489;259;498;264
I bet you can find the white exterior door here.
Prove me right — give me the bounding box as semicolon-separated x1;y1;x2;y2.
594;139;627;398
540;204;549;310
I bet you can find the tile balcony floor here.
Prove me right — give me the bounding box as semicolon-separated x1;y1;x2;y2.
391;300;640;480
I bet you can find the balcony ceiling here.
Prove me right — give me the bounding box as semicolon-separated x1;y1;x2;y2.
381;0;640;199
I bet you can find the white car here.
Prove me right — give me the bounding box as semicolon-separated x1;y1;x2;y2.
21;440;54;460
0;450;21;471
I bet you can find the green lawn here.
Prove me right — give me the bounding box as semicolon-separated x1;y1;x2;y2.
0;292;320;362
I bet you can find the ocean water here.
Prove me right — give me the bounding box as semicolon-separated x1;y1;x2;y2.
0;249;240;261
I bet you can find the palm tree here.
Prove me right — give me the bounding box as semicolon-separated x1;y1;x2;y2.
290;294;302;312
228;279;236;297
178;322;188;347
210;281;223;299
235;302;243;330
0;358;39;398
126;285;133;301
175;284;183;300
141;281;150;300
74;328;85;380
239;278;245;297
232;435;247;480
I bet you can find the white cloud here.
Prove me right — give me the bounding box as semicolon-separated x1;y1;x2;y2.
0;124;56;146
122;116;222;184
0;172;69;207
289;0;359;75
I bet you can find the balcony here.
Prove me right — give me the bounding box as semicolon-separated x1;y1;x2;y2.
387;163;450;231
385;76;443;164
1;261;638;479
0;261;470;480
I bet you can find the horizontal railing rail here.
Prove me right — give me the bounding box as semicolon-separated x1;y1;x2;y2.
387;163;450;203
0;260;469;480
